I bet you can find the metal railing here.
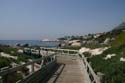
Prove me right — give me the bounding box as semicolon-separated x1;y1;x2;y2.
79;53;100;83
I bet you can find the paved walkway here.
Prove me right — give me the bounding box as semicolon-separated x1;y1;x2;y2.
47;56;85;83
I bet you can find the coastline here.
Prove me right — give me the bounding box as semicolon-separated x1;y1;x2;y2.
0;40;60;47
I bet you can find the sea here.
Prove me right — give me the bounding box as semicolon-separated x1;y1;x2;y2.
0;40;60;47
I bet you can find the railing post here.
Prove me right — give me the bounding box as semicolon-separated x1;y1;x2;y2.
53;55;56;62
40;57;44;68
61;50;63;55
30;49;32;56
68;50;69;55
51;57;53;62
0;76;2;83
31;63;34;73
39;50;40;57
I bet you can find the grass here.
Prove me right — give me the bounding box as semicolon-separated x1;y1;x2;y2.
0;47;33;68
0;47;17;55
0;57;11;68
111;31;125;47
88;45;125;83
82;31;125;83
61;46;81;50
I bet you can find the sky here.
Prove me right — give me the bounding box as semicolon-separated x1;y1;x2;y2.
0;0;125;40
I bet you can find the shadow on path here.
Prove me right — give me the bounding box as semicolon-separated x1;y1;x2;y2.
40;63;65;83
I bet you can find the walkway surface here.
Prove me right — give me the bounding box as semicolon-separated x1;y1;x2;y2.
47;56;85;83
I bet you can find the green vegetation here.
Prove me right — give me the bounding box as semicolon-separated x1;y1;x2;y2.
0;47;17;54
83;52;91;57
90;54;125;83
1;47;32;60
111;31;125;47
61;46;81;50
0;57;11;68
87;44;125;83
0;47;33;83
0;47;32;67
84;25;125;83
84;44;107;49
3;72;23;83
17;53;32;62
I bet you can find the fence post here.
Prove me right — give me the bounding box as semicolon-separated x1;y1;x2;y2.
31;63;35;73
68;50;69;55
0;76;2;83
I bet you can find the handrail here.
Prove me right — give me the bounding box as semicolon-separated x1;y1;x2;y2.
41;47;78;52
0;58;42;76
79;53;100;83
0;55;56;79
17;60;56;83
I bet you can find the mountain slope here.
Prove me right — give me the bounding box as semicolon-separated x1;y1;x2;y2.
113;22;125;30
111;31;125;47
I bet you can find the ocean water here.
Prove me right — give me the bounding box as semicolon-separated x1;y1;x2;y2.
0;40;60;47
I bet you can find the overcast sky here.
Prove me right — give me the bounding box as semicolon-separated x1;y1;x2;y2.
0;0;125;40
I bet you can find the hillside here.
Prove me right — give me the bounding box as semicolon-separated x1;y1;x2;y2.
111;31;125;47
82;24;125;83
61;22;125;83
113;22;125;30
